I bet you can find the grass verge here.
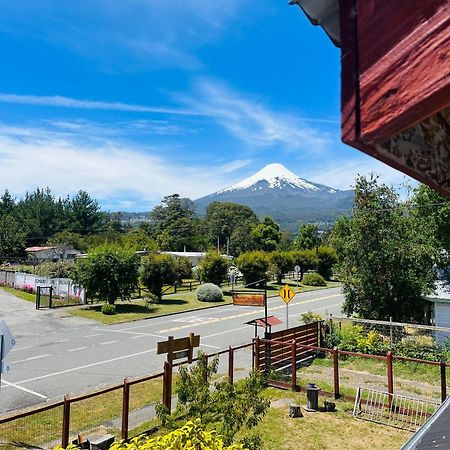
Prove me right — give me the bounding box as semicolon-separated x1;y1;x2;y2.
0;286;35;303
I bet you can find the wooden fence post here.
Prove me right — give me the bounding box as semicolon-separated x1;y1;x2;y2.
203;353;209;382
440;358;447;403
333;347;340;399
163;361;172;413
291;340;297;391
386;351;393;407
61;395;70;448
228;346;234;384
255;337;260;371
121;378;130;440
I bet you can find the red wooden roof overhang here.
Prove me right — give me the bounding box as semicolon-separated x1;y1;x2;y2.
292;0;450;196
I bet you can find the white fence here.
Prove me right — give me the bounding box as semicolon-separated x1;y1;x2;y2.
0;270;85;300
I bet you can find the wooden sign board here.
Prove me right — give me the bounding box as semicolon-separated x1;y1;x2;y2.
233;293;265;307
157;333;200;364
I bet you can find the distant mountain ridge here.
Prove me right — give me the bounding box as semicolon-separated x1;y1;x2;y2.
194;163;353;233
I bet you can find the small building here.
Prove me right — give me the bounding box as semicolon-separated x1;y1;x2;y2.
427;280;450;329
25;246;81;263
161;251;207;267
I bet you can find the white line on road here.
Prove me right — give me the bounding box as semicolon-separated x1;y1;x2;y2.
56;339;70;343
98;328;161;338
10;348;157;386
202;326;249;339
67;346;88;352
130;335;149;339
9;354;50;364
84;333;102;338
201;344;221;349
10;346;33;353
1;380;47;399
99;340;118;346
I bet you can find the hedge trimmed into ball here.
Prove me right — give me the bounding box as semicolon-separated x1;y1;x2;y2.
196;283;224;302
302;273;327;287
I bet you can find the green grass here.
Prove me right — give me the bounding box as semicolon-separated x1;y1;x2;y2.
69;291;232;324
0;286;35;303
249;388;411;450
0;377;165;448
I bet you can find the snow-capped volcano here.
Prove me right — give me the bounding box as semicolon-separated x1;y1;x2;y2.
194;163;353;232
218;163;336;193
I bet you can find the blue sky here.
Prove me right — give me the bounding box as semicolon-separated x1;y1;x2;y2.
0;0;410;211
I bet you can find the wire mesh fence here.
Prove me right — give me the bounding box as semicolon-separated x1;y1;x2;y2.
353;387;440;431
331;316;450;348
0;403;63;450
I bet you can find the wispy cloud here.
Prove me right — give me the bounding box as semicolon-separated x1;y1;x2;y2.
182;79;331;152
0;124;227;209
308;156;416;191
0;93;198;116
220;159;252;173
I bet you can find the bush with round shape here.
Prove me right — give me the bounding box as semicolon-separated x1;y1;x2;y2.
196;283;224;302
101;304;116;315
302;273;327;286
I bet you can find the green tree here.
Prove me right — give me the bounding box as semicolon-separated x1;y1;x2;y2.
289;249;318;281
140;253;178;300
73;244;139;304
68;190;104;236
236;251;269;286
316;246;337;280
333;175;439;322
268;251;294;284
229;223;257;256
204;202;259;250
121;229;158;252
175;256;193;282
0;214;27;257
251;217;281;251
197;252;228;286
0;190;15;217
46;231;87;251
295;223;319;250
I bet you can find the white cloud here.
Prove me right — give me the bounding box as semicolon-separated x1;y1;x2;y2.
182;79;331;152
0;93;198;116
308;156;416;191
0;125;227;209
220;159;252;173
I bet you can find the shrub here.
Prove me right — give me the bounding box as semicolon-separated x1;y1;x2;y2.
175;256;193;282
143;292;159;305
36;260;74;278
302;273;326;286
268;251;293;284
101;304;116;315
300;311;323;324
235;251;269;287
196;283;224;302
197;253;228;286
109;419;245;450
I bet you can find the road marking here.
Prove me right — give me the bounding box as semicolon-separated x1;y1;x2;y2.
56;339;70;343
84;333;102;338
10;346;33;353
130;335;149;339
203;326;249;339
201;344;221;349
157;294;341;333
99;340;118;346
1;380;47;400
98;328;161;338
9;354;50;364
67;346;88;352
10;348;157;386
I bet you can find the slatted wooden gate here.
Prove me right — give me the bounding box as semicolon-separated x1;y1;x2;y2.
255;321;321;389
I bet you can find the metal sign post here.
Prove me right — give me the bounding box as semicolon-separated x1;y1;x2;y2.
279;285;295;330
294;265;301;290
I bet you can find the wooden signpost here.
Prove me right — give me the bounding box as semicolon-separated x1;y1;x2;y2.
232;293;265;307
157;333;200;412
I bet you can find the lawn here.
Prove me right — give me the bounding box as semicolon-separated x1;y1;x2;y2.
0;286;35;303
249;388;411;450
69;279;339;324
299;354;444;402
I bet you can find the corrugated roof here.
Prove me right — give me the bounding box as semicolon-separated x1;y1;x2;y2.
289;0;341;47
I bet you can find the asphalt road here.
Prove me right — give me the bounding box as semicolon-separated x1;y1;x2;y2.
0;287;343;414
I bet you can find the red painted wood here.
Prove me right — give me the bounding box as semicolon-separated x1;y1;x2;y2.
357;0;450;143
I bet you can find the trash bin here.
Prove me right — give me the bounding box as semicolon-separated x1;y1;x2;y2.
306;383;321;411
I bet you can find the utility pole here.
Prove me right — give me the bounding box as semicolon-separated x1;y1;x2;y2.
226;237;230;256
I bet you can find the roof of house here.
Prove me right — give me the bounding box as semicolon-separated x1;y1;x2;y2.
289;0;340;47
401;396;450;449
25;246;57;252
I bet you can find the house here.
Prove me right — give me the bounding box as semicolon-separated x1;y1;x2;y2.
161;251;207;267
25;246;82;263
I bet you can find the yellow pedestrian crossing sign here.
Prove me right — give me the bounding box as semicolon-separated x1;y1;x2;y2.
279;285;295;304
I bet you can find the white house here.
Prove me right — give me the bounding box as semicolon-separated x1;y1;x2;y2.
25;246;81;263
